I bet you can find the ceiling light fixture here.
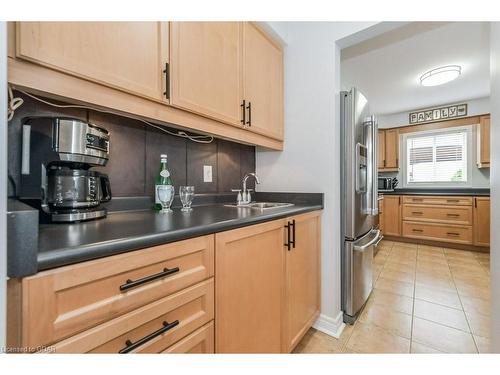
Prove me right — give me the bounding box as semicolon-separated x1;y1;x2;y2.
420;65;462;87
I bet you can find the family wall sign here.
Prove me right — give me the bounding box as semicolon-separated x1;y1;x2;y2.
409;103;468;124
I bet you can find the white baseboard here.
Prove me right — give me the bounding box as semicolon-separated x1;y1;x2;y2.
312;311;346;339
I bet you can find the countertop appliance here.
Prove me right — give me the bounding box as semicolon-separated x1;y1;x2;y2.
41;118;111;222
378;177;398;192
340;88;382;324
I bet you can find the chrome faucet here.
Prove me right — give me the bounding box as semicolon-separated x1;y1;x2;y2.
232;172;261;205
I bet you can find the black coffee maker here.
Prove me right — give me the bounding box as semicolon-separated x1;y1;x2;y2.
40;118;112;222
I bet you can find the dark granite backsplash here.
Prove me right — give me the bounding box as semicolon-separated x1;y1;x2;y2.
7;93;255;198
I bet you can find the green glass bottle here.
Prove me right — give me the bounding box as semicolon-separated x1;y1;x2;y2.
154;154;174;211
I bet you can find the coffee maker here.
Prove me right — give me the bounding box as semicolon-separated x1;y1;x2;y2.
40;118;112;222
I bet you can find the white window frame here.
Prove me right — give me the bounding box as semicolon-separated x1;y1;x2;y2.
401;125;473;188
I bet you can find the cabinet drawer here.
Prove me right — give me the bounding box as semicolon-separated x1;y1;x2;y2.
162;321;214;353
22;235;214;347
402;204;472;225
402;196;472;206
402;222;472;244
51;278;214;353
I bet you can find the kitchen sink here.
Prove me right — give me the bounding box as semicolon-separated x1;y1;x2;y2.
224;202;294;210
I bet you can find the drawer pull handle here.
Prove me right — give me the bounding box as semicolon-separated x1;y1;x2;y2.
119;320;179;353
412;198;423;201
447;213;460;217
447;232;460;236
412;229;423;232
412;211;423;215
447;199;459;203
120;267;180;292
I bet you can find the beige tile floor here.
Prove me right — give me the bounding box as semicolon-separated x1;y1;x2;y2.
294;240;491;354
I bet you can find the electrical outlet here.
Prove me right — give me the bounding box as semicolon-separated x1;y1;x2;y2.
203;165;213;182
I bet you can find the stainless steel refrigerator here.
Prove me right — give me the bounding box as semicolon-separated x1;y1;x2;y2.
340;88;382;324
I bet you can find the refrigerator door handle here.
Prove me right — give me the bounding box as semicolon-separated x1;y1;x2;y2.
353;230;381;252
371;116;379;215
364;116;378;216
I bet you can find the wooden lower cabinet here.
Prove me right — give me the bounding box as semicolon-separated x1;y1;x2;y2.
9;210;322;354
403;196;473;206
215;220;285;353
402;204;472;225
162;322;214;353
381;194;489;250
474;197;490;247
383;196;401;236
16;235;214;348
51;279;214;353
402;221;473;244
283;212;321;352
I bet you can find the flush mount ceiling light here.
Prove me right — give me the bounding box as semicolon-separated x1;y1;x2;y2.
420;65;462;87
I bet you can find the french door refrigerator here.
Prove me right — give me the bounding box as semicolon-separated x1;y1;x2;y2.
340;88;382;324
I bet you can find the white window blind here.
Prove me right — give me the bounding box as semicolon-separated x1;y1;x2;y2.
406;130;468;183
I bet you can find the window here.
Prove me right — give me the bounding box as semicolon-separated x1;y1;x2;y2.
405;128;469;185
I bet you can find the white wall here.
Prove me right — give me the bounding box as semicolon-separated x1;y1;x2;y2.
377;96;490;129
0;21;8;349
256;22;376;335
490;22;500;353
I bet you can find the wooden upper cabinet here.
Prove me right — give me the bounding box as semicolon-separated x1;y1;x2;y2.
283;212;321;352
169;22;243;127
215;220;284;353
477;115;490;168
378;130;386;169
16;22;169;102
474;197;490;247
242;23;284;141
383;195;401;236
384;129;399;169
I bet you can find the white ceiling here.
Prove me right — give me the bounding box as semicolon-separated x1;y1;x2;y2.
341;22;490;115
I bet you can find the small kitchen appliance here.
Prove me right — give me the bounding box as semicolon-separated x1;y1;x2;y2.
40;118;111;222
378;177;398;192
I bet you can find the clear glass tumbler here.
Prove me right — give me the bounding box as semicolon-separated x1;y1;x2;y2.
156;185;175;213
179;186;195;212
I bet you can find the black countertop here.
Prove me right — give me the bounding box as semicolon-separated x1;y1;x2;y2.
28;193;323;273
379;188;490;196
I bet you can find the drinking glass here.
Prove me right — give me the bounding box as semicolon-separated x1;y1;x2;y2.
180;186;195;212
157;185;175;213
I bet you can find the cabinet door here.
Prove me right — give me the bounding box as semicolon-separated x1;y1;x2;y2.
16;22;168;102
170;22;243;127
383;196;401;236
215;220;284;353
378;130;386;169
242;23;284;140
474;197;490;247
478;116;490;167
384;129;399;169
284;212;321;352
